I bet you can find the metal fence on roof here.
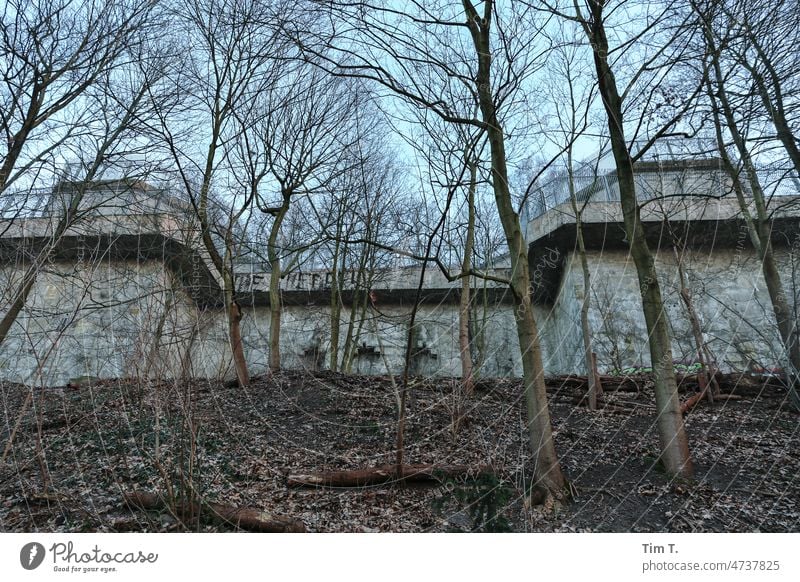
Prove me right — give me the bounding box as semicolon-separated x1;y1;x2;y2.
0;188;52;220
524;161;800;222
0;180;189;222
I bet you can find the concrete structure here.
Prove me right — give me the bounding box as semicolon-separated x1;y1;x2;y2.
1;160;799;385
0;180;522;385
527;159;800;374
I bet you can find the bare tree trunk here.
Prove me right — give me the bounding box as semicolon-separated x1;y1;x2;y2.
577;221;600;410
394;169;463;475
340;289;359;373
268;268;282;371
267;199;290;371
0;266;37;347
616;164;692;477
227;299;249;387
673;246;719;404
587;10;692;478
568;153;601;410
459;157;477;398
329;237;342;372
463;1;567;499
196;183;252;387
219;223;250;388
705;46;800;410
144;284;175;378
341;248;372;372
470;272;490;374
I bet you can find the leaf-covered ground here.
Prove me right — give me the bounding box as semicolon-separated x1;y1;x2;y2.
1;371;798;532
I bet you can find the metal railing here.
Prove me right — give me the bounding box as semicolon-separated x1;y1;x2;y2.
0;180;189;222
525;160;800;221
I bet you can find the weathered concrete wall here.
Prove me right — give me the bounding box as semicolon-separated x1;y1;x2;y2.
200;301;524;380
2;175;798;384
0;257;524;385
525;182;800;374
1;243;797;385
542;246;799;375
0;259;184;384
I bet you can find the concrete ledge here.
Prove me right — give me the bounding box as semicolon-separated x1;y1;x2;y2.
0;232;514;307
526;195;800;304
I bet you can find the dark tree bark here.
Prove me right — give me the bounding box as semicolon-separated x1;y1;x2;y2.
578;1;693;478
696;2;800;410
462;0;567;498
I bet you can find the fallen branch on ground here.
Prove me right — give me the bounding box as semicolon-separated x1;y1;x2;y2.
286;464;493;488
123;491;305;532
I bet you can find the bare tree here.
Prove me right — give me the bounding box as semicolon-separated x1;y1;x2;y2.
242;68;362;371
0;4;168;349
534;26;602;408
306;118;408;373
291;0;568;500
723;0;800;176
545;0;698;477
398;103;488;425
0;0;156;194
692;0;800;409
151;0;283;387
